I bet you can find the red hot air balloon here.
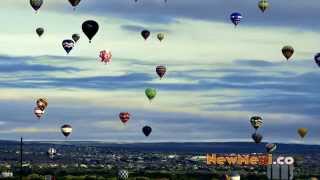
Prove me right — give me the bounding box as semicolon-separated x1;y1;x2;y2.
119;112;130;124
99;50;112;64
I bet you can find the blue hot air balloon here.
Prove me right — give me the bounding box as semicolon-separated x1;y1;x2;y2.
230;12;243;26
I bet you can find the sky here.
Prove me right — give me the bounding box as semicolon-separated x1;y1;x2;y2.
0;0;319;144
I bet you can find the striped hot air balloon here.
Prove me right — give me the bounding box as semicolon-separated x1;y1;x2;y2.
61;124;72;138
47;148;57;158
34;107;44;119
36;98;48;111
156;65;166;79
265;143;277;153
230;12;243;26
250;116;263;130
62;39;75;54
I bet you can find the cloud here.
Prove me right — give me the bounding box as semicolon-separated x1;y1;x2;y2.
46;0;320;29
1;127;58;134
121;24;170;33
0;55;81;73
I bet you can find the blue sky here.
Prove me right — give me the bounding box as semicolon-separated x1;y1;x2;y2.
0;0;319;144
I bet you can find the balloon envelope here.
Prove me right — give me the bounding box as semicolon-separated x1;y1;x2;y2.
62;39;75;54
145;88;157;101
72;34;80;43
61;124;72;137
141;30;150;40
282;45;294;60
36;27;44;37
298;128;308;138
68;0;81;7
30;0;43;12
34;107;44;119
230;12;242;26
252;133;263;144
47;148;57;156
250;116;263;130
258;0;269;12
99;50;112;64
119;112;130;124
36;98;48;111
157;33;165;42
82;20;99;43
265;143;277;153
142;126;152;137
156;65;166;79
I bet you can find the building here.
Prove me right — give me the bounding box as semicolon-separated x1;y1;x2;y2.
0;172;13;178
267;164;294;180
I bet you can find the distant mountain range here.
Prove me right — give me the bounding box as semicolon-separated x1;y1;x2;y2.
0;140;319;154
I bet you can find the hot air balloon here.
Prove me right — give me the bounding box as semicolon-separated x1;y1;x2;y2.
47;147;57;158
230;172;240;180
36;27;44;37
62;39;75;54
142;126;152;137
230;12;243;26
72;34;80;43
282;45;294;60
34;107;45;119
298;128;308;138
310;177;318;180
68;0;81;10
61;124;72;138
119;112;130;124
118;169;129;180
141;30;150;40
252;133;263;144
36;98;48;111
82;20;99;43
314;53;320;67
99;50;112;64
145;88;157;101
250;116;263;130
265;143;277;153
258;0;269;13
30;0;43;13
156;65;166;79
157;33;165;42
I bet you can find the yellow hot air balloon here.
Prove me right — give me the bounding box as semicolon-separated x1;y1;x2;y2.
297;128;308;138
